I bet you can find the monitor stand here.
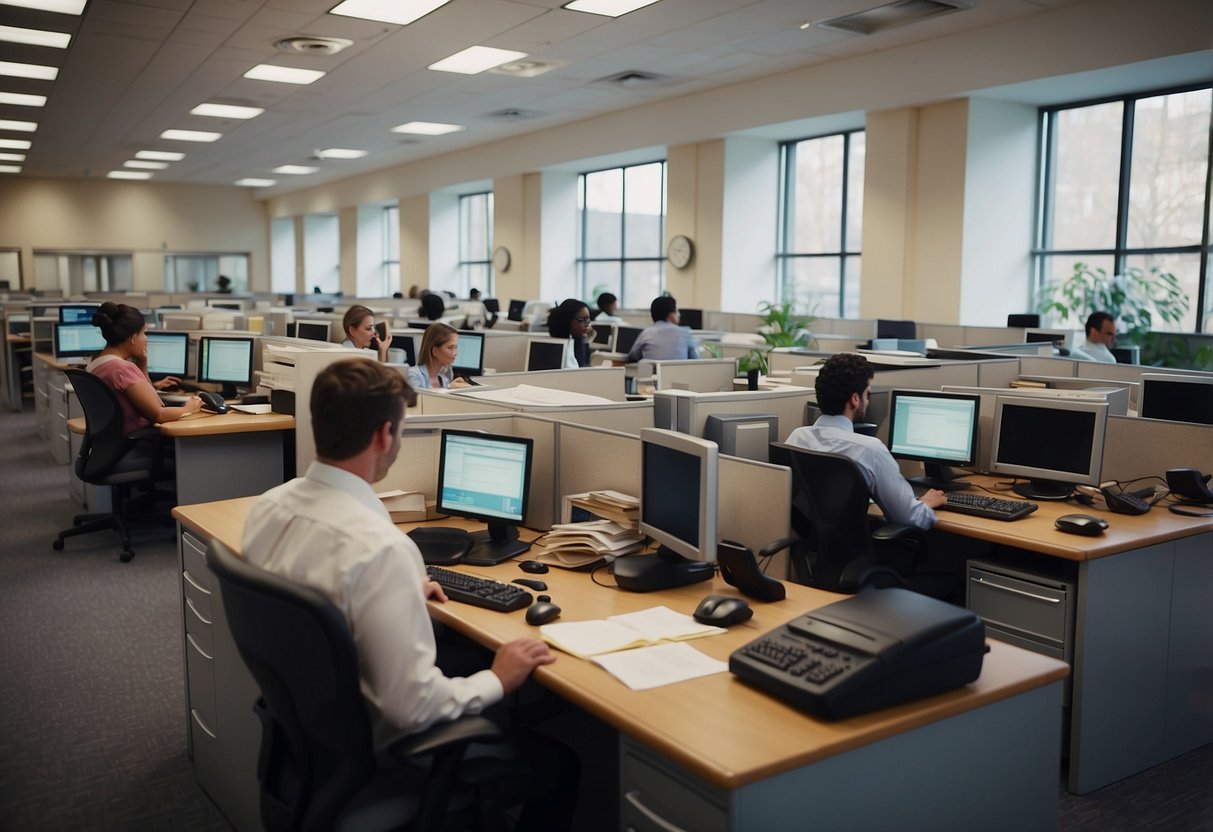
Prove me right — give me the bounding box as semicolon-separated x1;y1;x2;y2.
908;463;972;492
612;547;715;593
461;521;531;566
1011;479;1074;501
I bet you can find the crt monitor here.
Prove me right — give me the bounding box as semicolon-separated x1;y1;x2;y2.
679;307;704;330
54;322;105;360
451;330;485;377
990;395;1107;500
145;331;189;380
886;390;980;491
590;322;616;348
1138;374;1213;425
198;336;255;398
386;331;416;366
525;338;567;371
436;430;534;565
614;325;643;356
58;304;100;323
295;320;331;342
507;299;527;322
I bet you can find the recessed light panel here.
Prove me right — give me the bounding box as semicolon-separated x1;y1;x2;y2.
107;170;152;180
0;61;58;81
0;25;71;49
2;0;87;13
0;164;21;173
316;148;367;159
124;160;168;170
0;119;37;132
243;64;325;85
191;103;264;119
328;0;451;26
161;129;222;142
391;121;463;135
136;150;185;161
0;138;32;149
272;165;318;174
235;178;276;187
562;0;660;17
0;152;25;161
428;46;528;75
0;92;47;107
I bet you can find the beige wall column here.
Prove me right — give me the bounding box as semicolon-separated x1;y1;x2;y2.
399;194;429;295
862;107;920;319
493;174;540;301
338;206;358;296
292;216;305;294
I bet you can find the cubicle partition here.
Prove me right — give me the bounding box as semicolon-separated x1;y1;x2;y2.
659;387;816;443
415;388;654;435
1100;417;1213;483
471;366;628;400
647;358;737;393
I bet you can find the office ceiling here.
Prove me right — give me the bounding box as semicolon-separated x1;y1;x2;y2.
0;0;1161;194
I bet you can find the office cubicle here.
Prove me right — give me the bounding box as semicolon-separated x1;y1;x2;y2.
645;358;737;393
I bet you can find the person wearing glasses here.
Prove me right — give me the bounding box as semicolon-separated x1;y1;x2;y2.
546;298;593;367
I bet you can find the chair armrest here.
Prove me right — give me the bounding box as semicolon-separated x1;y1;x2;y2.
838;556;906;592
387;715;502;763
871;522;924;544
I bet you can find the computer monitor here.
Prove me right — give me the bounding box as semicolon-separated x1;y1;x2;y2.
1025;329;1067;346
483;298;500;315
207;300;243;311
614;325;643;356
623;428;718;591
590;322;616;349
990;395;1107;500
876;319;916;340
145;332;189;380
506;299;526;322
58;304;99;324
1007;314;1041;328
1138;374;1213;425
886;390;980;491
387;331;417;366
53;322;105;360
436;430;534;565
198;336;255;398
452;330;484;377
525;338;567;371
703;413;777;462
679;307;703;330
295;320;331;342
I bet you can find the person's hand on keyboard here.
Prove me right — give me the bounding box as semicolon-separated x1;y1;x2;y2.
153;375;183;392
424;579;448;603
920;488;947;509
491;639;556;694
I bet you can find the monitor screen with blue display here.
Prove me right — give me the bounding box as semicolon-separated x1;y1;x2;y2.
54;322;106;359
436;430;533;565
452;330;484;376
145;331;189;379
58;304;100;324
198;336;254;397
887;390;980;491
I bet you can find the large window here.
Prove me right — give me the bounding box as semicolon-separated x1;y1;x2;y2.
164;254;247;293
459;192;492;296
777;130;865;318
1035;86;1212;332
577;161;665;308
303;213;340;295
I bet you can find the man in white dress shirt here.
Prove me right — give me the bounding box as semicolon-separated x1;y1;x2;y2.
1070;311;1118;363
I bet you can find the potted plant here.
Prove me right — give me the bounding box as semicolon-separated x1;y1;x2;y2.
739;301;815;379
1036;262;1189;347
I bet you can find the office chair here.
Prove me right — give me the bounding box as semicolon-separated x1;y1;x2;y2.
770;443;959;602
1006;313;1040;328
52;369;173;563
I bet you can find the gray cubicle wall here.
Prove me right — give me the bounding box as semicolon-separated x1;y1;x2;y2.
1101;417;1213;483
472;366;628;400
650;358;737;393
670;388;816;443
416;387;654;435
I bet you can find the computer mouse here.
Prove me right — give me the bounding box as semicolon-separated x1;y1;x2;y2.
525;600;561;626
1055;513;1109;536
692;595;753;627
519;560;549;574
197;391;229;414
512;578;548;591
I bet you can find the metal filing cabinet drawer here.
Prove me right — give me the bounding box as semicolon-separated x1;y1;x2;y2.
181;531;211;592
620;736;728;832
967;559;1074;664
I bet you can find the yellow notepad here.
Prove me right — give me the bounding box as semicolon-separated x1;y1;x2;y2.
539;606;724;659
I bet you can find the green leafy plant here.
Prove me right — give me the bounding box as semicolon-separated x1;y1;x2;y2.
1037;262;1189;345
739;301;816;374
1140;332;1213;371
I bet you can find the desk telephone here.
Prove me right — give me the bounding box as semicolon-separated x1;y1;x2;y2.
730;588;987;720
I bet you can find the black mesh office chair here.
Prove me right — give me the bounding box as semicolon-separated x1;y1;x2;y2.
770;442;959;602
52;369;172;563
206;538;508;832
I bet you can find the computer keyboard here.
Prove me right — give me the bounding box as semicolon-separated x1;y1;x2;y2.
426;566;533;612
941;492;1038;521
159;393;190;406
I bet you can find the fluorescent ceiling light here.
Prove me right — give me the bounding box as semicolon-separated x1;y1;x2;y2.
0;138;31;149
160;129;222;142
136;149;185;161
107;170;152;180
562;0;660;17
0;152;24;161
0;164;21;173
124;160;168;170
243;64;325;85
0;91;47;107
0;61;58;81
428;46;528;75
391;121;463;136
328;0;451;26
0;119;37;132
315;148;367;159
0;25;71;49
1;0;87;13
190;102;264;119
235;178;276;187
272;165;318;175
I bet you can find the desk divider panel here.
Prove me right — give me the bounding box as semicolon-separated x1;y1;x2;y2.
677;387;816;443
919;323;965;345
651;358;737;393
766;349;825;374
975;359;1022;389
293;351;390;474
416;388;652;434
962;326;1026;346
1018;355;1082;377
475;366;627;400
1100;416;1213;483
480;330;533;373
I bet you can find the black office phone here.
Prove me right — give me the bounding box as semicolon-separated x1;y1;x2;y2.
729;588;987;720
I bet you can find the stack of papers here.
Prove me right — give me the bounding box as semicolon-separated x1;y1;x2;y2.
530;518;645;569
563;490;639;528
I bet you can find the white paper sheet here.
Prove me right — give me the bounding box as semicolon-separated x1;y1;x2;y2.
591;642;729;691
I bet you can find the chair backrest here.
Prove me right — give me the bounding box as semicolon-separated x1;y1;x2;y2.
1006;313;1041;328
206;538;375;832
64;368;137;482
770;442;875;592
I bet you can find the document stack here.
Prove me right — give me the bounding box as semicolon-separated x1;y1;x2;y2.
534;491;645;570
562;489;640;527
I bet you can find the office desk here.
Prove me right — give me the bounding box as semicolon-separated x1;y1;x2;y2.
929;476;1213;794
69;409;295;505
174;499;1067;832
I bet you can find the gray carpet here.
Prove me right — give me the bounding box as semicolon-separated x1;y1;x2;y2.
0;403;1209;831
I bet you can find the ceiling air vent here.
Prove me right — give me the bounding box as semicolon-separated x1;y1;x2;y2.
809;0;976;36
274;36;353;56
596;70;674;89
487;108;541;120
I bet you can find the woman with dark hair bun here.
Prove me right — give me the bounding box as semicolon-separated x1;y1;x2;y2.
88;302;202;435
546;298;592;367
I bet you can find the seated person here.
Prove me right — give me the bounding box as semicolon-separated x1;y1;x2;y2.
242;359;578;830
625;295;698;362
405;323;469;390
593;292;623;322
786;352;944;530
546;298;592;368
1070;311;1117;363
341;304;394;363
87;302;202;434
419;291;446;321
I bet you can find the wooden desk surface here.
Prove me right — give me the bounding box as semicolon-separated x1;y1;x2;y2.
175;498;1068;791
68;410;294;437
930;475;1213;561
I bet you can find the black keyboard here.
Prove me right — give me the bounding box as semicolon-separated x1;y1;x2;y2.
942;492;1038;521
426;566;532;612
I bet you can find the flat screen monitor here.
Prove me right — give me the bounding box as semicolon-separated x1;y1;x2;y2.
590;322;616;348
1138;374;1213;425
1025;330;1067;346
295;320;331;342
436;430;534;565
614;325;643;356
452;330;484;376
990;395;1107;500
207;300;242;311
58;304;99;324
483;298;500;315
145;332;189;380
507;299;526;322
886;390;980;491
387;331;416;367
54;322;105;360
679;307;703;330
198;336;254;397
876;319;916;340
525;339;567;371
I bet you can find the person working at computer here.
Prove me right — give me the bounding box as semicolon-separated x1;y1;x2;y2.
341;304;394;362
546;299;592;367
419;291;446;321
88;302;202;434
593;292;623;322
406;323;469;389
1070;311;1117;363
241;359;578;830
787;353;945;530
625;295;699;362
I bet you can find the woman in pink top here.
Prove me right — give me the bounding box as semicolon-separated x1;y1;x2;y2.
87;302;203;435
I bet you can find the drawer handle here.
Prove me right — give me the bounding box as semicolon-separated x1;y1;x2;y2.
183;569;211;597
191;708;217;739
186;596;212;627
187;632;213;661
623;790;690;832
970;575;1061;604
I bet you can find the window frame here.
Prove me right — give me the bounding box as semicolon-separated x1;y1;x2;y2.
458;191;493;297
576;159;667;306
